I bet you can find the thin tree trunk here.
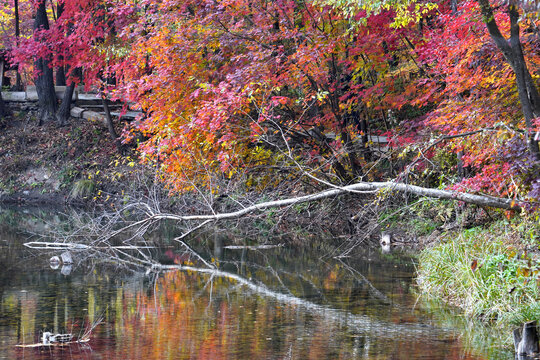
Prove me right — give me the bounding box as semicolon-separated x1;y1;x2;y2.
14;0;19;43
54;1;66;86
13;0;23;91
0;62;9;119
34;0;57;125
508;3;540;156
359;118;372;161
477;0;540;158
451;0;458;14
100;91;123;154
0;92;7;119
56;82;74;125
56;68;80;126
457;151;464;180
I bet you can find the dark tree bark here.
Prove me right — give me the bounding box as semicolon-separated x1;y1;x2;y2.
54;1;66;86
34;0;57;125
56;68;81;126
0;60;10;119
56;67;66;87
477;0;540;158
359;117;372;161
0;93;7;119
14;0;20;42
514;321;539;355
13;0;23;91
100;90;123;154
451;0;458;14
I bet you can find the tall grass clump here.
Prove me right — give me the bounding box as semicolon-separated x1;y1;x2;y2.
417;223;540;330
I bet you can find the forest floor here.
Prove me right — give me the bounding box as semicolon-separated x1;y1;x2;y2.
0;105;147;208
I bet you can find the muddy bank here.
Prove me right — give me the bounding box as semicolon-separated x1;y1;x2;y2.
0;107;149;208
0;191;68;206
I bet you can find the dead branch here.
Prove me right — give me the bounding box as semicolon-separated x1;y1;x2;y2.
149;181;519;225
23;242;155;250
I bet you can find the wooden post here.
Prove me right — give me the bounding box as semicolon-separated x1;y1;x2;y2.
514;321;539;356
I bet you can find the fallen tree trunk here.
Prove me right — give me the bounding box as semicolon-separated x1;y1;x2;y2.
151;181;520;223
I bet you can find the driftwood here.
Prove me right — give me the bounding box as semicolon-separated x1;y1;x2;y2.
223;244;284;250
514;321;540;356
24;241;154;250
16;313;103;349
16;339;89;348
24;242;90;250
16;332;87;348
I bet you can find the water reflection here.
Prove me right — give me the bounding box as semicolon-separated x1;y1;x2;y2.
0;207;504;359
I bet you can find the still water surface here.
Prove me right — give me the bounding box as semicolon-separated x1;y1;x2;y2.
0;207;506;359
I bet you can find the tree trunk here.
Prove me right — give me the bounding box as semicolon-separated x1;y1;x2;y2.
14;0;20;42
34;0;57;125
508;3;540;157
514;321;539;356
0;60;10;119
54;1;66;86
0;68;8;119
477;0;540;158
56;67;81;125
341;130;364;178
56;67;66;87
100;91;123;154
0;92;7;119
56;82;75;126
359;118;372;161
13;0;23;91
457;150;464;180
451;0;458;14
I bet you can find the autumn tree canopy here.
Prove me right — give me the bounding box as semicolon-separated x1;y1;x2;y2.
1;0;538;207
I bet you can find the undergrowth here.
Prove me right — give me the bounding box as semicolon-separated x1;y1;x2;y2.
417;218;540;335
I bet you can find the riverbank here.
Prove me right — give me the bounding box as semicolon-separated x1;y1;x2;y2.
416;217;540;342
374;194;540;345
0;110;370;240
0;107;152;208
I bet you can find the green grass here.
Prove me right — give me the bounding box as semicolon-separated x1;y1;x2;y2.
70;179;96;199
417;222;540;332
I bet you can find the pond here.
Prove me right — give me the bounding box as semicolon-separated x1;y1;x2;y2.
0;207;509;359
